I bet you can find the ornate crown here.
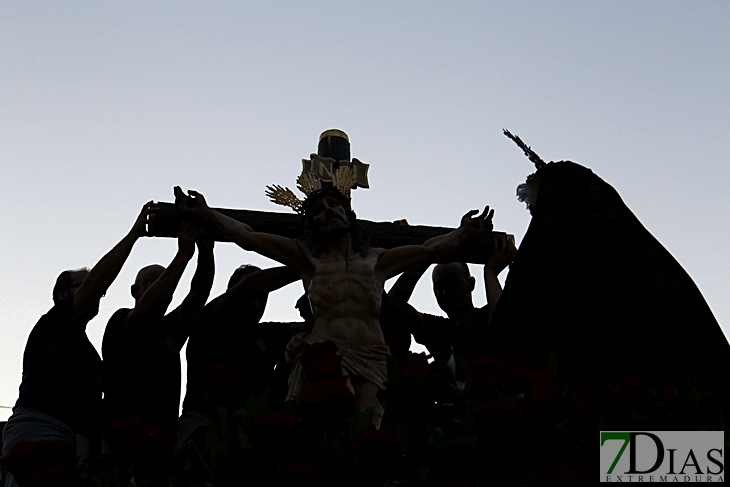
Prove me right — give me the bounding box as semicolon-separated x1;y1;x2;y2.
265;129;368;214
265;167;357;214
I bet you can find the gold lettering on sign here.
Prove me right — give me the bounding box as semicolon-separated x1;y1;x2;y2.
318;161;334;181
301;154;370;188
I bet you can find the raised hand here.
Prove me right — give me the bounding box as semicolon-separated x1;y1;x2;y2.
460;206;494;235
174;186;210;220
178;219;201;258
196;233;215;254
130;201;159;239
486;235;517;275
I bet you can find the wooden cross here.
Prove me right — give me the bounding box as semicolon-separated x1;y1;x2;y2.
148;203;509;265
149;130;511;265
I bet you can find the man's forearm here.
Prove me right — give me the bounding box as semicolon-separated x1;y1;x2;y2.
74;231;139;313
126;250;193;323
149;252;192;304
388;263;430;304
199;207;256;249
484;268;503;319
183;250;215;310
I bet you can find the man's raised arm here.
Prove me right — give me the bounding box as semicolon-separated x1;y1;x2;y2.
484;235;517;318
124;219;200;326
376;207;494;281
388;263;430;305
73;202;157;316
174;187;309;272
165;237;216;348
179;238;216;315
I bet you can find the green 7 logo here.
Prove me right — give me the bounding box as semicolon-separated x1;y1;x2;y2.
601;432;631;474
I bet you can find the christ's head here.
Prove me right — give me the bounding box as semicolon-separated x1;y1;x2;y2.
310;195;350;233
302;187;353;229
299;186;369;257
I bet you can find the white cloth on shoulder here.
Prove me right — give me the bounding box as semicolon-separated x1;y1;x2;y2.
2;406;89;487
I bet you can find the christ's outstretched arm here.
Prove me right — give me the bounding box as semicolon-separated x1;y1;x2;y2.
174;187;311;273
375;207;494;281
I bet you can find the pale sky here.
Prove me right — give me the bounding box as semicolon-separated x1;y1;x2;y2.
2;1;729;420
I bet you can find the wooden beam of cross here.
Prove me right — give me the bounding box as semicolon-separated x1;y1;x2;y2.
148;202;511;265
151;130;512;264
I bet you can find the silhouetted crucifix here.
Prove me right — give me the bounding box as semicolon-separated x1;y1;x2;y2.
149;130;511;264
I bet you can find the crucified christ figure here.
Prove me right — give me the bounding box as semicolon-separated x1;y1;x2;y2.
174;185;493;426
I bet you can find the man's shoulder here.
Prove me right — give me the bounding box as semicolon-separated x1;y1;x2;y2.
190;297;220;322
258;321;298;334
405;310;448;335
459;306;489;328
421;312;449;326
470;305;490;318
102;308;133;345
44;294;75;320
28;295;77;338
107;308;133;325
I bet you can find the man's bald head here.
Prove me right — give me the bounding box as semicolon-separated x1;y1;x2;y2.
433;262;471;281
131;264;166;302
432;262;475;317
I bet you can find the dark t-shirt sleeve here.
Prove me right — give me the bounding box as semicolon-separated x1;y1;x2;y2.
32;295;74;339
39;294;98;333
109;304;190;351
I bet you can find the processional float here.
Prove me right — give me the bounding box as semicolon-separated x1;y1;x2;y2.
150;128;729;416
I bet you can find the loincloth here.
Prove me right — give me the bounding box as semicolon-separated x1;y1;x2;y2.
285;332;391;402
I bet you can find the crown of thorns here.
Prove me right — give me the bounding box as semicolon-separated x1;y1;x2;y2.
265;166;357;214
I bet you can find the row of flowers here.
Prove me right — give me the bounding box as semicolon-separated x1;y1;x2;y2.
2;344;724;486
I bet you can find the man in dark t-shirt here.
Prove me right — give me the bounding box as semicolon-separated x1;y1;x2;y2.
102;220;214;435
388;236;517;361
16;294;102;440
179;265;300;447
2;203;157;485
103;306;193;433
